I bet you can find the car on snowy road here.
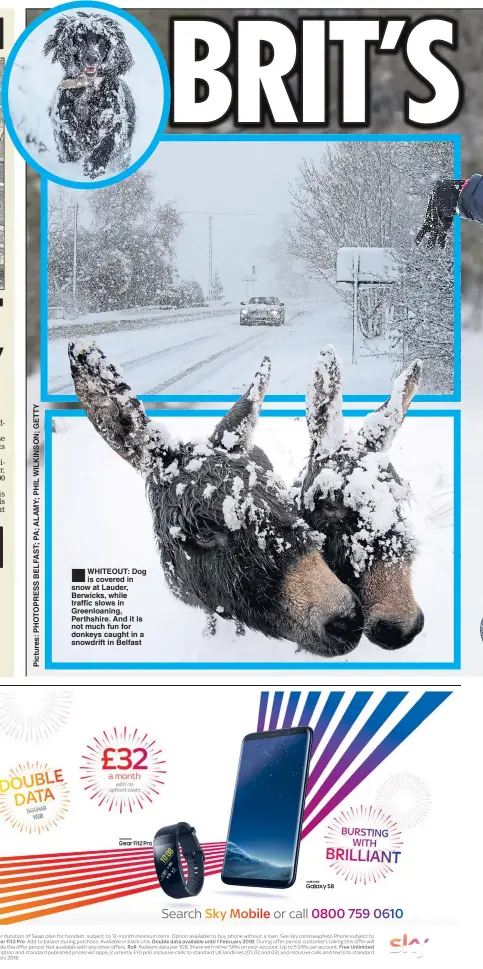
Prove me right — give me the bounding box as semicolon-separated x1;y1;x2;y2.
240;296;285;325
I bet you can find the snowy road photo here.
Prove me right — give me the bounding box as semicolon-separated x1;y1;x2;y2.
48;298;397;397
48;414;456;668
46;138;457;398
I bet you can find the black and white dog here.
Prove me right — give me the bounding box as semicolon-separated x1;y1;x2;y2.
44;11;136;179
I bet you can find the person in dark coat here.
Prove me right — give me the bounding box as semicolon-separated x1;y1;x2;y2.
415;175;483;249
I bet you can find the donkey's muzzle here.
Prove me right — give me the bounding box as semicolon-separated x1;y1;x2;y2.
305;590;364;657
367;609;424;650
283;551;364;657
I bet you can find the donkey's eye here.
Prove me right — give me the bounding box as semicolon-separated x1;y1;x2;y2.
176;511;230;551
192;528;230;550
189;520;230;550
323;503;350;523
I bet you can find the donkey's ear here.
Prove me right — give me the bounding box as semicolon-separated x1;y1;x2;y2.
210;357;271;452
306;345;344;455
68;342;173;475
361;359;422;452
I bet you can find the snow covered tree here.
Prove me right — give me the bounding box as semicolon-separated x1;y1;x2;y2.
48;171;184;313
211;269;224;301
85;172;183;310
176;279;205;307
287;141;455;392
88;170;154;236
47;189;79;311
89;250;132;311
390;144;455;391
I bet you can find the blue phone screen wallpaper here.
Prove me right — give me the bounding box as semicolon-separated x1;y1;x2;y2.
223;733;309;881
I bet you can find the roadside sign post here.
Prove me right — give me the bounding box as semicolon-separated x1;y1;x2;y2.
336;247;401;364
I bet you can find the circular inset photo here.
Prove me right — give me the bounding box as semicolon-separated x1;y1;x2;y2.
3;1;169;187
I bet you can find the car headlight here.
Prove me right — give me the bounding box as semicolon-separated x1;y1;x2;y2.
271;309;280;316
241;309;248;316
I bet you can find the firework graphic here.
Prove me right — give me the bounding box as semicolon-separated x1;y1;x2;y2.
324;805;403;885
0;690;72;742
80;727;167;813
375;773;431;829
0;760;70;834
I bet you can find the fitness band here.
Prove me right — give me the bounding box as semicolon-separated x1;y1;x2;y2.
153;822;205;898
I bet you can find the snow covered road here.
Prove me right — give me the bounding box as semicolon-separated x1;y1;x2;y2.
48;301;397;398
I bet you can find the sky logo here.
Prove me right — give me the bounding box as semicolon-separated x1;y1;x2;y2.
390;935;429;958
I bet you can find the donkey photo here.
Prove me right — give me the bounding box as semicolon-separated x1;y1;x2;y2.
68;341;363;658
293;346;424;650
56;339;453;664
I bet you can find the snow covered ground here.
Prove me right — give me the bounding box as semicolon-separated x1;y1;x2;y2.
49;413;455;667
7;8;163;181
48;298;399;397
48;303;237;331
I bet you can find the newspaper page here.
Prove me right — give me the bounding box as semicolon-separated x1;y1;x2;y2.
0;5;482;967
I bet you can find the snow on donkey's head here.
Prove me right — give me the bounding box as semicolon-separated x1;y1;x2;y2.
43;11;134;80
296;346;424;651
68;341;364;657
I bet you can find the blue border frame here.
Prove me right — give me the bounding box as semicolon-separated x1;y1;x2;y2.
43;407;461;671
2;1;172;190
40;132;461;404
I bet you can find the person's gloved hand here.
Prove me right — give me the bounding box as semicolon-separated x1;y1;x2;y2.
415;179;463;249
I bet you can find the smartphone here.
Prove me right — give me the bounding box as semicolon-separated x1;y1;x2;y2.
221;726;313;889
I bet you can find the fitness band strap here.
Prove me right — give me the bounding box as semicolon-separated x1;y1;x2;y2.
153;822;205;898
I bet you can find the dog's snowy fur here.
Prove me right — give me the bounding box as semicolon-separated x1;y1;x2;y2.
44;11;135;179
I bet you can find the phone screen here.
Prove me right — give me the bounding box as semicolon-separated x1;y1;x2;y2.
221;727;312;889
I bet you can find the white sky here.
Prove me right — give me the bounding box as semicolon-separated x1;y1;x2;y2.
145;140;329;300
54;140;331;302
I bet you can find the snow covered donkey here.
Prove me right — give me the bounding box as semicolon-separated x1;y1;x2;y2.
68;342;364;657
295;347;424;651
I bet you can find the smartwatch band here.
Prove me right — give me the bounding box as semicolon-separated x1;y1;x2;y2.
153;822;205;898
